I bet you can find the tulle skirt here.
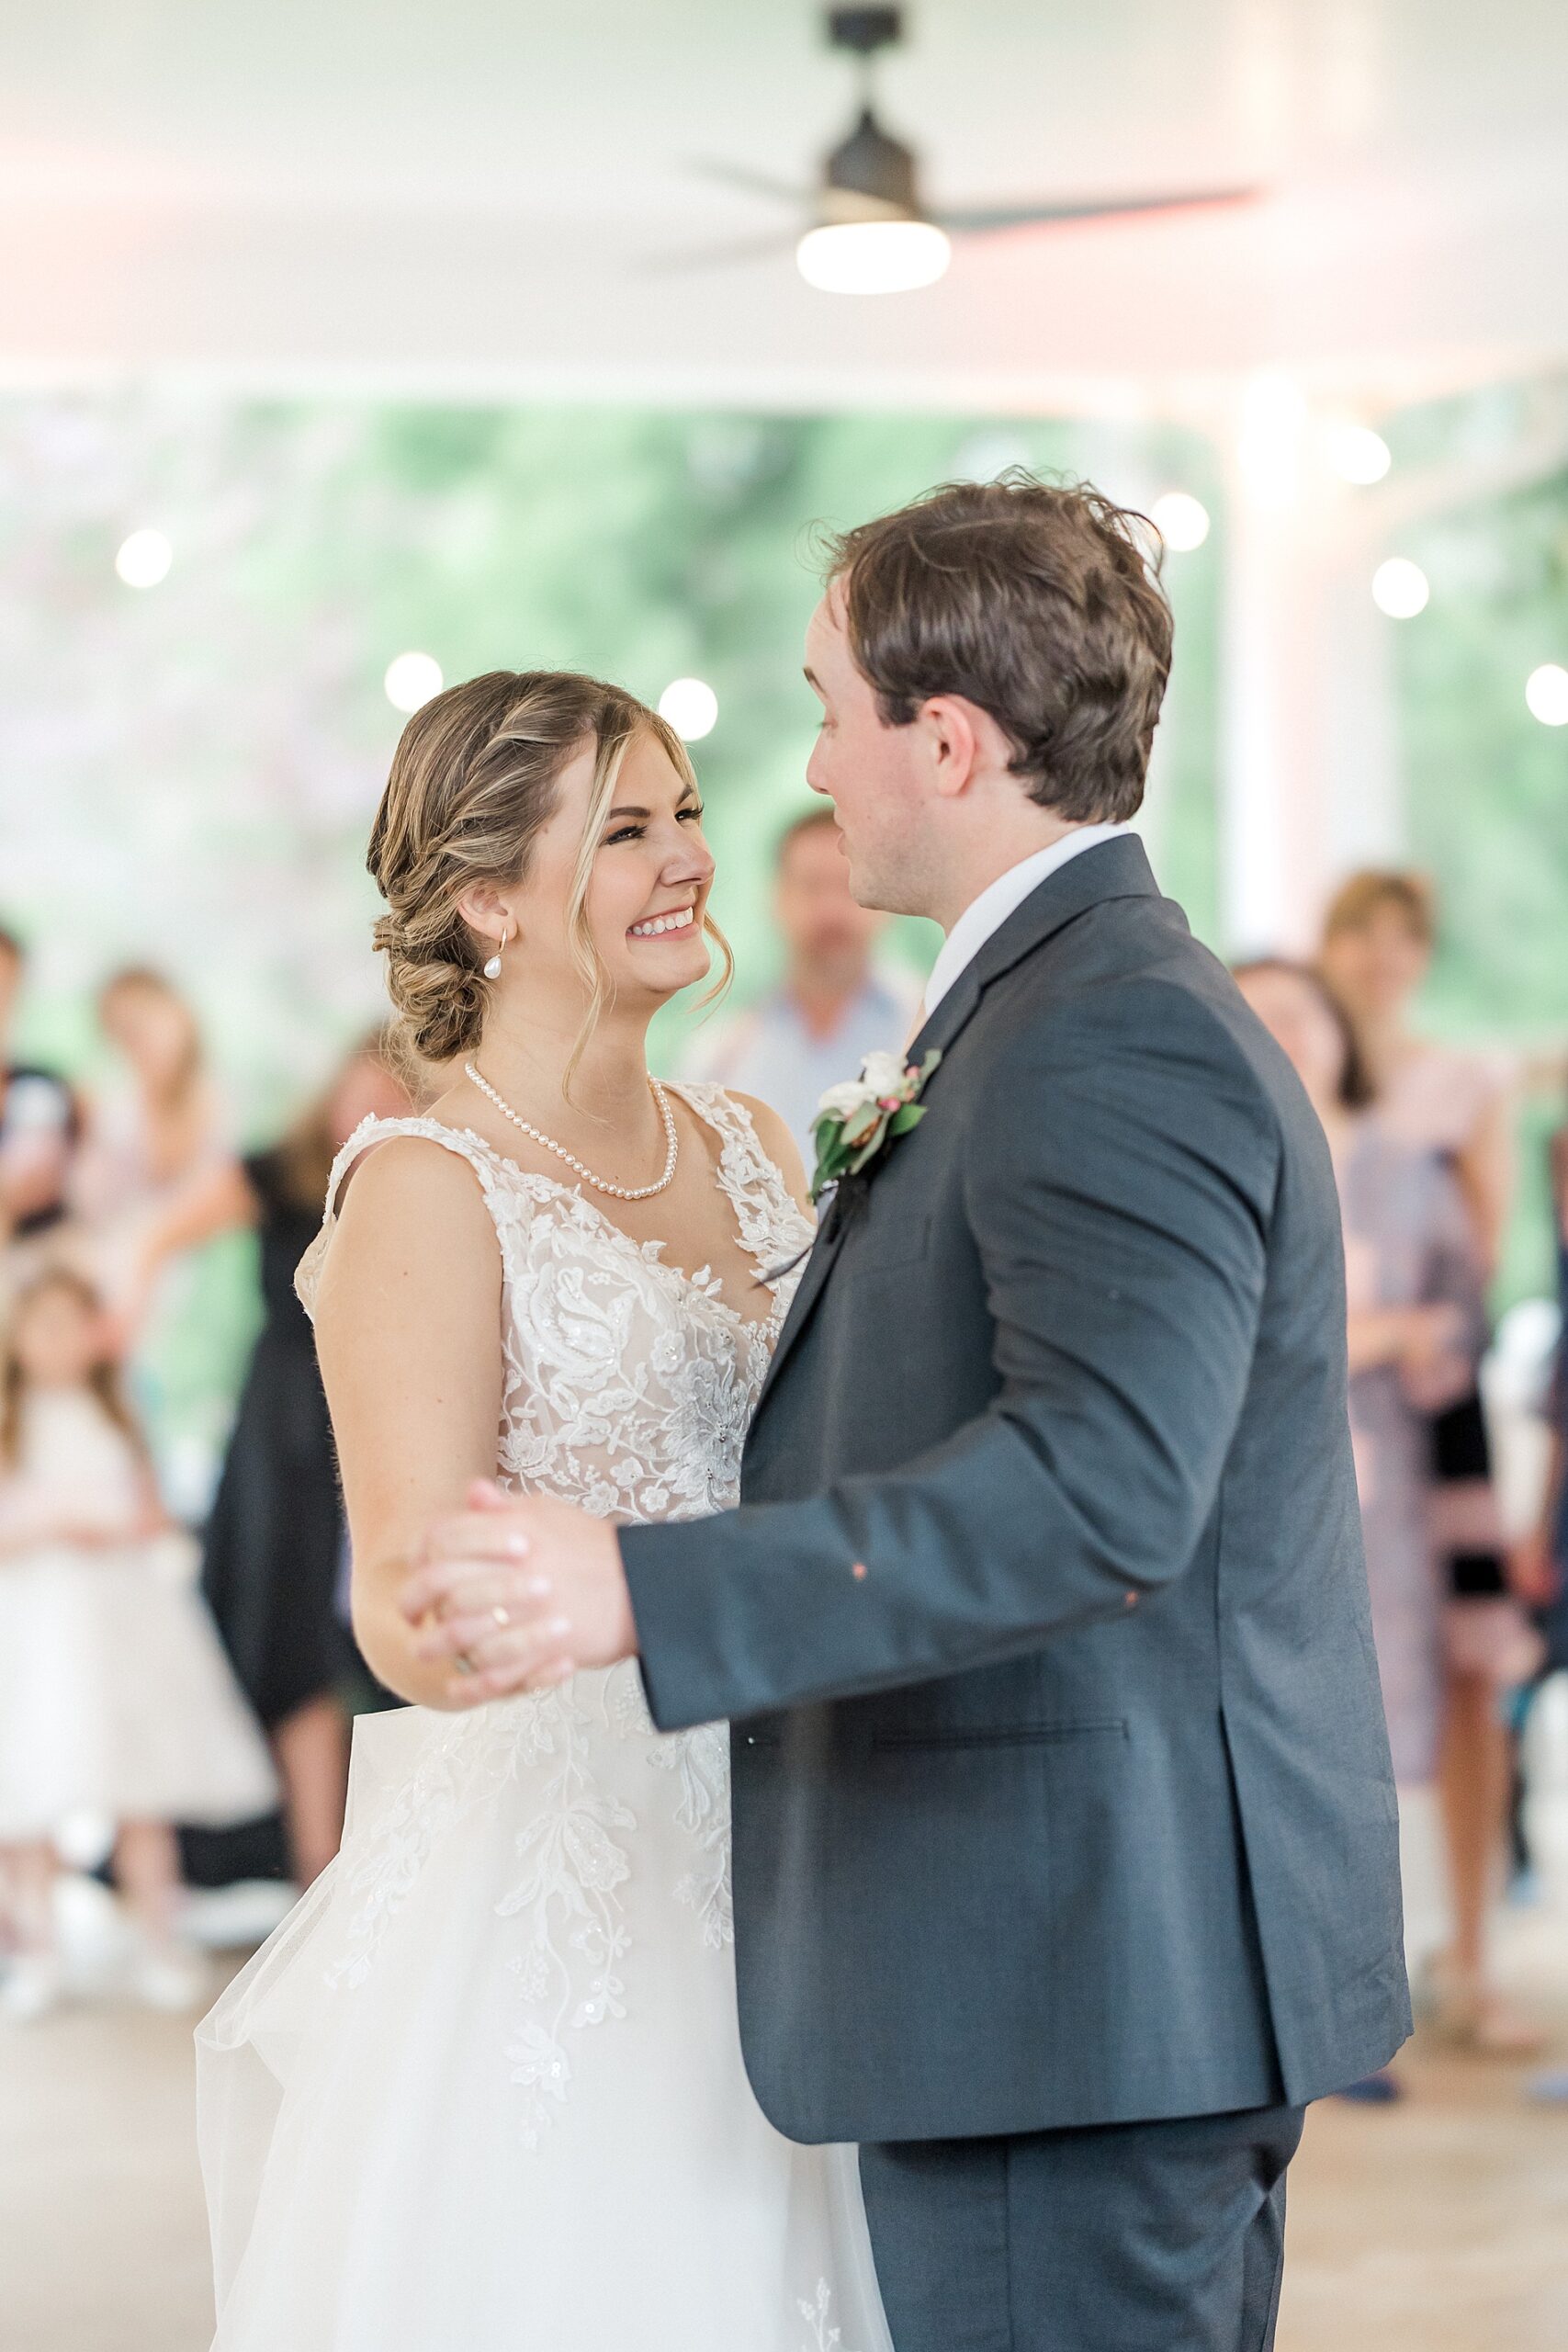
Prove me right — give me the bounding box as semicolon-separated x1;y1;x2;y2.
0;1535;277;1839
197;1681;891;2351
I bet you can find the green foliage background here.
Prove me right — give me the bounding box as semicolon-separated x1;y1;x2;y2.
0;394;1218;1489
1383;386;1568;1308
2;384;1562;1485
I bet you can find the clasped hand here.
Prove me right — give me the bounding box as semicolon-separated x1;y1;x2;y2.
399;1482;637;1708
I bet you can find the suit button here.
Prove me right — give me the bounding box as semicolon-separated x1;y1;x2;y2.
1124;1592;1138;1609
852;1561;869;1581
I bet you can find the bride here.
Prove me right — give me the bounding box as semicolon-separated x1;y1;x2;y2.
197;671;891;2351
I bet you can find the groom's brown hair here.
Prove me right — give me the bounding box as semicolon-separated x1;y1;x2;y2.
823;471;1174;824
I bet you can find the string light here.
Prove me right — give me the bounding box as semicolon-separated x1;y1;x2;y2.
115;529;173;588
1325;424;1392;485
1371;559;1429;619
658;678;719;741
384;652;444;713
1525;664;1568;726
1151;492;1211;552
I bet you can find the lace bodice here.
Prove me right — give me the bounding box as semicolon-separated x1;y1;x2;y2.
201;1093;886;2352
299;1081;812;1525
284;1084;815;2149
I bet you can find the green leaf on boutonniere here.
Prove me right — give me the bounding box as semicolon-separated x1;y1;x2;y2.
808;1046;943;1202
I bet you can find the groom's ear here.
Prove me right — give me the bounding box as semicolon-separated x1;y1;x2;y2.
920;694;1000;801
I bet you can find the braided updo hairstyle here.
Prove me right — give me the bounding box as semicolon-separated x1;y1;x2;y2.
367;671;728;1079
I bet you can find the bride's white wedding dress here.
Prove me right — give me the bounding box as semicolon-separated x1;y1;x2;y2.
197;1085;891;2352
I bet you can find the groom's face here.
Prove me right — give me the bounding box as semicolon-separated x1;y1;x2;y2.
803;588;930;917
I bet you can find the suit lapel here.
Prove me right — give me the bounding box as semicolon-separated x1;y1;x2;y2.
751;833;1164;1418
752;1191;852;1414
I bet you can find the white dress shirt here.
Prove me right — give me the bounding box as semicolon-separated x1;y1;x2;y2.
920;823;1134;1019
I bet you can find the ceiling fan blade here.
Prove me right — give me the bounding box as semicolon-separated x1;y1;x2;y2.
935;187;1260;234
637;231;802;277
686;158;814;209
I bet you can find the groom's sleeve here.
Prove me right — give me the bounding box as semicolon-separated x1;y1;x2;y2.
623;981;1285;1731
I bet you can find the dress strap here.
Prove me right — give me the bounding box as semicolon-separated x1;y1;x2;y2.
664;1082;813;1284
294;1114;515;1321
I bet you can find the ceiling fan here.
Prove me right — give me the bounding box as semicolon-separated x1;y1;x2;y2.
666;6;1258;294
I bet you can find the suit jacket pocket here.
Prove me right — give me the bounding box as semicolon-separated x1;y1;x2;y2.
843;1213;933;1276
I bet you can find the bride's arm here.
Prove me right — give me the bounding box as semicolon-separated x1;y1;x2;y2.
312;1136;506;1709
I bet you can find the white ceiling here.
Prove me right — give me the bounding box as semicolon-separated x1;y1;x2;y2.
2;0;1566;412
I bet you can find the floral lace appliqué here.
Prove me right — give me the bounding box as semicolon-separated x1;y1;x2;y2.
799;2278;859;2352
306;1086;811;2144
493;1677;636;2146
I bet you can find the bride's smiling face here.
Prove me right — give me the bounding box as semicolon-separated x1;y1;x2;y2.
509;729;716;1010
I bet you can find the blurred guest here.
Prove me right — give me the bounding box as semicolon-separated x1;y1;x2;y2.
682;806;922;1155
0;926;80;1253
0;1268;276;2023
126;1035;411;1883
1517;1123;1568;2105
1237;961;1484;1781
66;965;238;1488
1512;1118;1568;1665
1235;957;1503;2096
71;966;232;1296
1320;873;1542;2053
1318;872;1514;1265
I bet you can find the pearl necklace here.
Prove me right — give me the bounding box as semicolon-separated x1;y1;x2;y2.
463;1061;679;1202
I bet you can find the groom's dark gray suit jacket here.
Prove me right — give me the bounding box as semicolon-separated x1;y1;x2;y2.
623;834;1410;2145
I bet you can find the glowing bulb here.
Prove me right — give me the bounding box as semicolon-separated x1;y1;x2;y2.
1325;424;1392;485
796;220;951;295
658;678;718;742
115;528;173;588
1151;492;1211;553
1525;663;1568;726
384;651;444;713
1371;558;1429;619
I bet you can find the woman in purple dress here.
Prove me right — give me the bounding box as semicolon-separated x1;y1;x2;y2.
1319;874;1541;2054
1235;962;1487;1796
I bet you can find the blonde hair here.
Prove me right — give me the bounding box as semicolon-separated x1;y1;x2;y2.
97;966;204;1114
1321;868;1436;949
367;671;730;1086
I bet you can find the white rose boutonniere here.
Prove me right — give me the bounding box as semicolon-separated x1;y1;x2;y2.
809;1048;942;1205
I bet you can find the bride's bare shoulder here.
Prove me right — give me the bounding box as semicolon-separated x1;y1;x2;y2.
321;1125;502;1306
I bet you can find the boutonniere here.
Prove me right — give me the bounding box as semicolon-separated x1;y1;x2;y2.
809;1048;942;1205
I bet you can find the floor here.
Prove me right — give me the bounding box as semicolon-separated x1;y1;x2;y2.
3;1769;1567;2351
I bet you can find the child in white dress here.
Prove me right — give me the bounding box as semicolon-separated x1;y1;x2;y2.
0;1267;276;2022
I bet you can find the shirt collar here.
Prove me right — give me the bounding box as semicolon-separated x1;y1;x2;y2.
922;823;1134;1017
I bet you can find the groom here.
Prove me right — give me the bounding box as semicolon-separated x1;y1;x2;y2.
407;477;1409;2347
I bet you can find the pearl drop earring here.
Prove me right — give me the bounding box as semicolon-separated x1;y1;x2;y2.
482;924;509;982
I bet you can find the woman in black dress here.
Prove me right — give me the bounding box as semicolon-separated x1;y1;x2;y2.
130;1035;410;1882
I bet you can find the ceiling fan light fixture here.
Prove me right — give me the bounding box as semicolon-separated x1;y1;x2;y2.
796;217;951;293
